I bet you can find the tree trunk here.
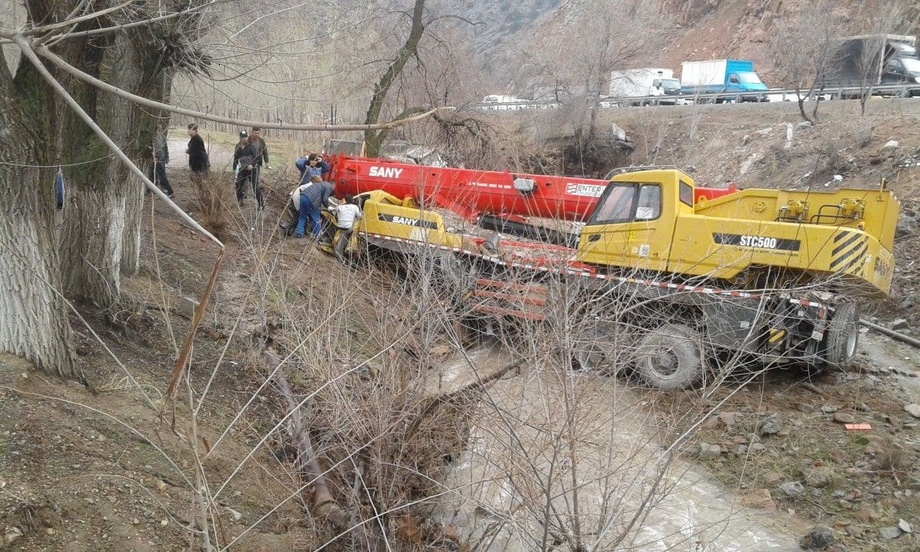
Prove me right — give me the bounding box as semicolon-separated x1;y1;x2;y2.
0;44;76;377
54;24;122;307
0;174;77;376
1;0;181;374
121;176;144;276
363;0;426;157
119;45;174;277
60;187;127;306
60;30;171;302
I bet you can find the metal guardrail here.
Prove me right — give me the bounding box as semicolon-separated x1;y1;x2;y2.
468;84;920;111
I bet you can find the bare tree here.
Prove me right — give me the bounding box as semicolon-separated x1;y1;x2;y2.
853;3;911;115
516;0;667;171
363;0;429;157
163;0;476;155
0;4;78;376
359;0;488;158
54;1;210;306
769;0;846;124
0;0;217;374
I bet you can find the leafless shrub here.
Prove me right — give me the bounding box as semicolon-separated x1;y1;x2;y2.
872;439;910;477
190;171;234;235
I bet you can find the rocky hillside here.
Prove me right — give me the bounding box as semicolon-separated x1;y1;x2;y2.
461;0;920;92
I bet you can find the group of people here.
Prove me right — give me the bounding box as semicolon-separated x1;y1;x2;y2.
285;151;363;259
147;121;364;259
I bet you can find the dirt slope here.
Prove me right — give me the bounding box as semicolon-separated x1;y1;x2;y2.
0;169;329;550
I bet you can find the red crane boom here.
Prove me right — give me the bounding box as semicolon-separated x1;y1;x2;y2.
326;154;737;226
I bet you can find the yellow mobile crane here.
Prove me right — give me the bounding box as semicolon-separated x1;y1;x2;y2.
332;168;898;389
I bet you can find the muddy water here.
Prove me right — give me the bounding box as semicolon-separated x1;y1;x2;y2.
430;353;806;551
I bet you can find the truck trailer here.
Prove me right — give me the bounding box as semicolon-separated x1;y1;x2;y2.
680;59;768;102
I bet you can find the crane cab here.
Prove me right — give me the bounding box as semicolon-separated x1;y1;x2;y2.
577;169;696;273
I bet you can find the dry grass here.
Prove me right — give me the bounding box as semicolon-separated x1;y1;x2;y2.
191;171;235;237
872;439;910;475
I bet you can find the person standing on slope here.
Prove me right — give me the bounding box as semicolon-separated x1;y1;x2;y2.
246;127;269;209
249;127;270;169
233;130;252;204
232;130;248;176
186;123;209;186
152;122;174;198
235;134;264;209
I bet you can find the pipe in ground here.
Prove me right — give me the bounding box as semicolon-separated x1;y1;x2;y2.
860;318;920;349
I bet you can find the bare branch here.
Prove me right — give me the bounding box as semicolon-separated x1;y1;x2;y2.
13;35;223;247
364;0;427;154
37;0;231;44
32;41;451;131
24;0;133;40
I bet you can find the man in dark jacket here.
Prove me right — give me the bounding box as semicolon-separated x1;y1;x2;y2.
186;123;209;185
235;134;264;209
232;130;248;172
152;123;173;197
233;130;250;203
249;127;270;169
244;127;270;210
295;180;335;238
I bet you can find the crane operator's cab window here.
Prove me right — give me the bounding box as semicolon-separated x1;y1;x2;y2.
591;183;662;224
679;180;693;206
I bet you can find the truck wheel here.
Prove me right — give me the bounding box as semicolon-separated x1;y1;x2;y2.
634;323;702;390
574;341;606;372
573;321;628;374
823;303;859;370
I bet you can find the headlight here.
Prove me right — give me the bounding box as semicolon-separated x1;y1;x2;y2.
914;76;920;84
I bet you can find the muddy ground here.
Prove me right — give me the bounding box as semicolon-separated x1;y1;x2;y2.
2;98;920;551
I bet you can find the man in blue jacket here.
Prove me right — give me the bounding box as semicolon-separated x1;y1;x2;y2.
295;153;330;184
295;180;335;239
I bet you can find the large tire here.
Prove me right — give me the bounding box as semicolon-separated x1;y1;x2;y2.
634;323;702;390
574;320;634;375
823;303;859;370
574;341;606;372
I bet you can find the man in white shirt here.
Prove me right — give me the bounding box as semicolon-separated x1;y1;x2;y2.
333;194;363;259
290;175;318;205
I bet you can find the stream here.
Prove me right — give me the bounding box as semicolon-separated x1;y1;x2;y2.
429;350;807;551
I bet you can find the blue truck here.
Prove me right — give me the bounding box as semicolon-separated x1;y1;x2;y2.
679;59;768;102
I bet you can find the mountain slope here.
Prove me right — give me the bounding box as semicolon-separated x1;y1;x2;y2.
456;0;919;93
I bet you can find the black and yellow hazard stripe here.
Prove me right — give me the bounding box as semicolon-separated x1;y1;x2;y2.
830;230;869;276
768;328;786;344
767;327;787;352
